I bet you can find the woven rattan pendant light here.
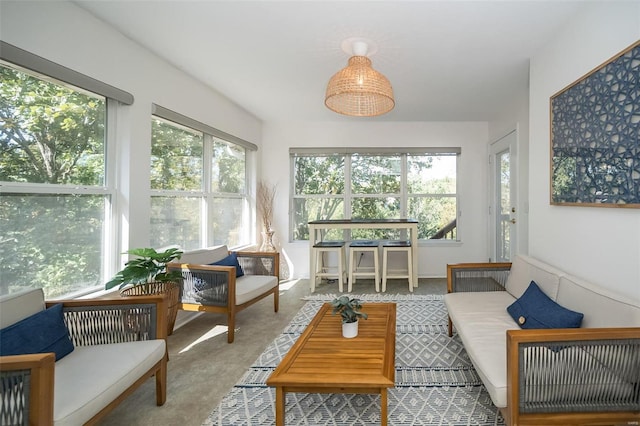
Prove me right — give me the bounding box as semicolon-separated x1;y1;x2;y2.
325;40;395;117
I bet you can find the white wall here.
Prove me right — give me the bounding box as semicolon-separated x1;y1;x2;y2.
1;1;491;283
529;2;640;302
1;1;263;260
12;1;635;295
261;121;490;279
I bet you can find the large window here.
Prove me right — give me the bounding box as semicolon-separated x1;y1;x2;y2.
291;148;459;241
0;43;257;300
150;106;253;250
0;63;114;298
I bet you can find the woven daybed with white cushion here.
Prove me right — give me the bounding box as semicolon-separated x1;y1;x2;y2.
444;255;640;426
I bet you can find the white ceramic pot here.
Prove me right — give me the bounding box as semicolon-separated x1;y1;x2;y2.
342;320;358;338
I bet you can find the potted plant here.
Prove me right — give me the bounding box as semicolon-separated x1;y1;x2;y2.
331;295;368;338
105;247;183;335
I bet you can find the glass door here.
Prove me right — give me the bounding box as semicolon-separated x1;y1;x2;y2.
490;132;517;262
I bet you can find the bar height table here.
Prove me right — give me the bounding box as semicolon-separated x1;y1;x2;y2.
308;219;419;292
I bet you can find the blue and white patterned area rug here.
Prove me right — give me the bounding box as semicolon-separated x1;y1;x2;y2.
203;294;505;425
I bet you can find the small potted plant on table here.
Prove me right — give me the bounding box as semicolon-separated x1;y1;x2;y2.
105;247;183;335
331;295;368;338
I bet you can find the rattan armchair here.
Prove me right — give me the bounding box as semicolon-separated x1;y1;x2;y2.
0;295;168;425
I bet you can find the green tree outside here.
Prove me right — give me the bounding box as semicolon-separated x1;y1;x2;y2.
1;65;106;297
293;153;457;241
149;118;247;249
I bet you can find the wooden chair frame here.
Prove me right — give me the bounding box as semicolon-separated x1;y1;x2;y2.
0;295;168;425
446;262;640;425
168;250;280;343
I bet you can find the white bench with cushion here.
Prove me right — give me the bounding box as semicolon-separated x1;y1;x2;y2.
167;245;279;343
444;254;640;426
0;288;168;425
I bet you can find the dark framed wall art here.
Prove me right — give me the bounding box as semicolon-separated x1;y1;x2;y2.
550;40;640;208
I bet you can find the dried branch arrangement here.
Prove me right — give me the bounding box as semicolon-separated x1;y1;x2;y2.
257;181;276;232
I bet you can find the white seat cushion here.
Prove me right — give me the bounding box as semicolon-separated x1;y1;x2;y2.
557;275;640;328
0;288;45;328
505;255;564;300
174;245;229;265
53;340;165;425
444;291;518;408
235;275;278;305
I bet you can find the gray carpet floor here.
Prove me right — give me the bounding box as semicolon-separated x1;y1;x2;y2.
98;278;447;425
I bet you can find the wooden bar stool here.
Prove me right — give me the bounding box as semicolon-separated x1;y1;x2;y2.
381;240;413;292
348;240;380;292
310;241;346;292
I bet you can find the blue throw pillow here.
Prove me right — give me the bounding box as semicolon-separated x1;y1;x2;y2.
507;281;583;329
210;252;244;278
0;303;74;361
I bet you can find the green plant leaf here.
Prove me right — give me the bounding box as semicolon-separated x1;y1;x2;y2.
330;295;367;323
105;247;183;290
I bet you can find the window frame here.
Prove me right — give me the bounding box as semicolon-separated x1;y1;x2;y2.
150;105;256;250
289;147;460;243
0;58;123;298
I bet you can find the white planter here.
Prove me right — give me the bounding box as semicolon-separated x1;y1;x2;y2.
342;320;358;338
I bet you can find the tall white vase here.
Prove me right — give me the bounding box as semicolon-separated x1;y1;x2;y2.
342;320;358;338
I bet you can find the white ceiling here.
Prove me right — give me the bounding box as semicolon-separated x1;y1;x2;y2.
75;0;589;123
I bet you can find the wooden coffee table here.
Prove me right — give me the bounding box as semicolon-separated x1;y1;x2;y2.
266;302;396;425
